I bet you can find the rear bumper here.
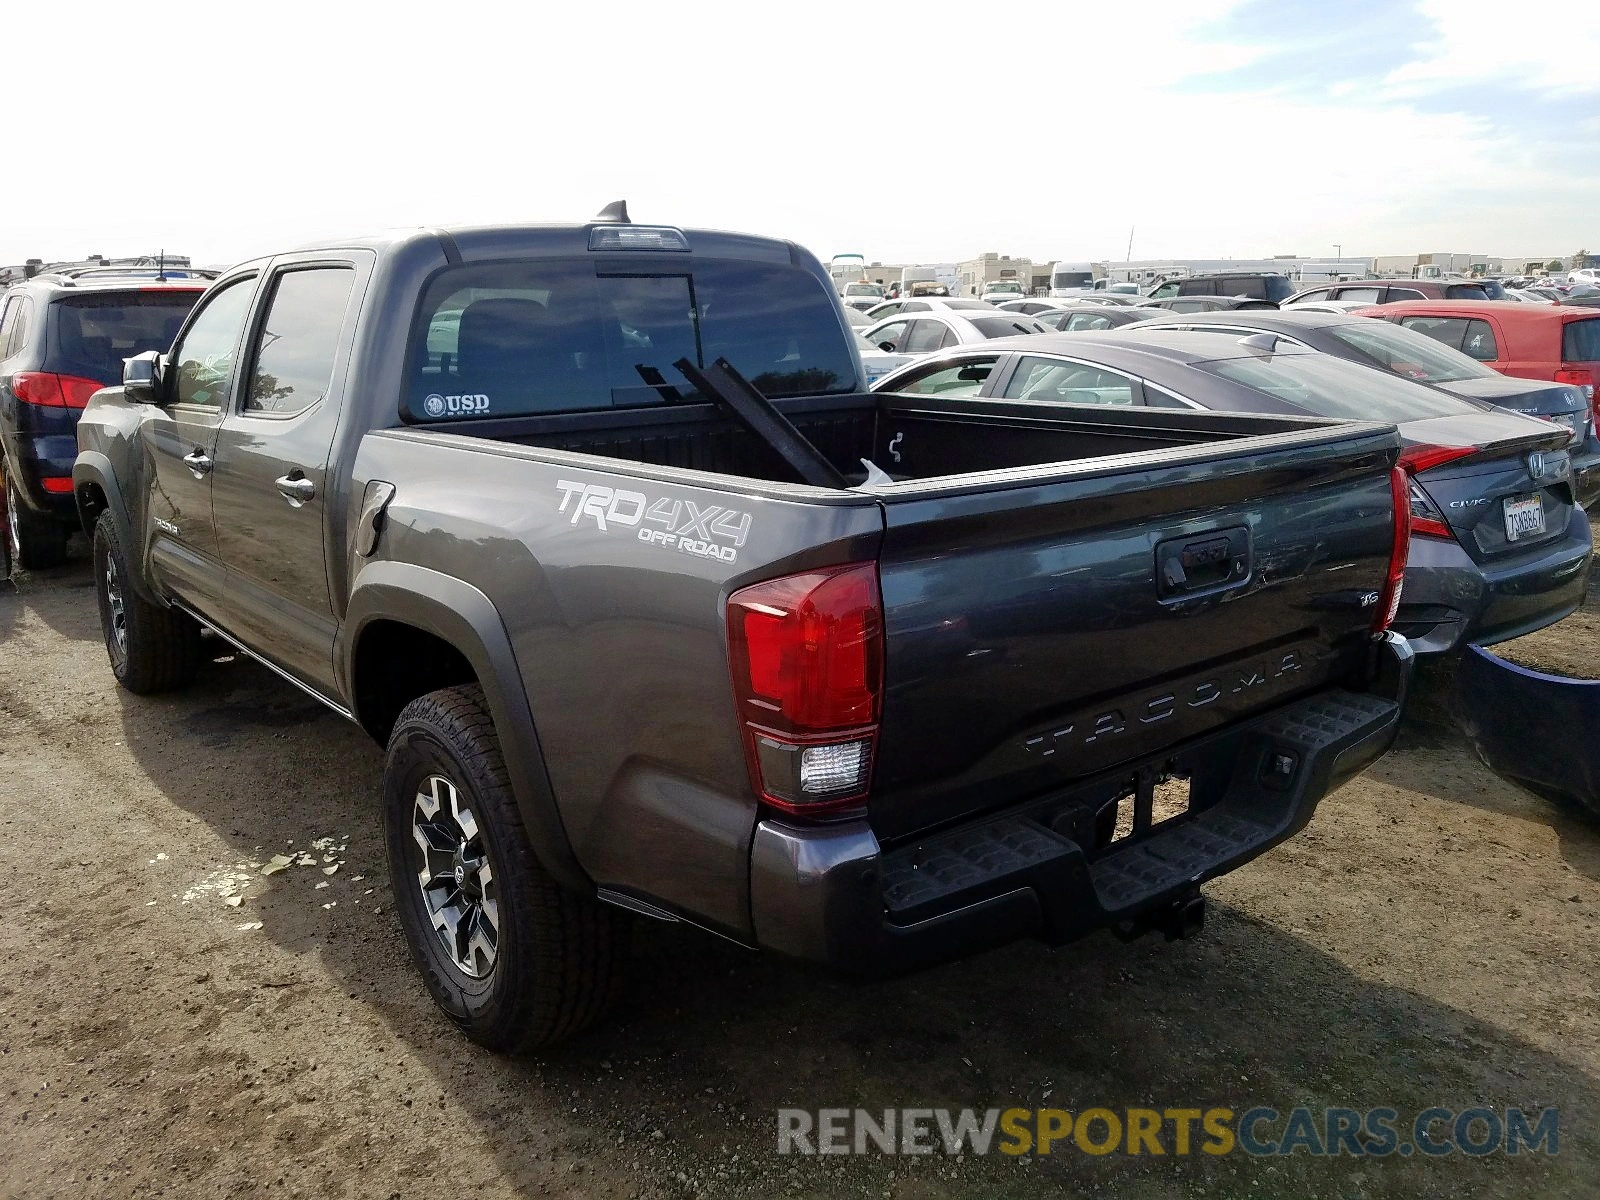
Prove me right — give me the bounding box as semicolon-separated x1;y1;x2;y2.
1;426;80;520
749;634;1412;974
1396;509;1592;656
1570;438;1600;509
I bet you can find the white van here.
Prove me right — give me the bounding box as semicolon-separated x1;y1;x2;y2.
1048;261;1096;298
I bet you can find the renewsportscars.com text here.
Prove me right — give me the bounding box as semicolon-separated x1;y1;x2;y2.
776;1106;1558;1158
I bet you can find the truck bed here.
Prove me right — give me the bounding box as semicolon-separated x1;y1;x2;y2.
389;392;1401;842
422;391;1348;487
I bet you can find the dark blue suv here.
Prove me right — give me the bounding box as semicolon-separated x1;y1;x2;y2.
1;269;207;568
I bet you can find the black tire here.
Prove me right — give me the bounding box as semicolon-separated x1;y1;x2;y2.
92;511;202;693
7;476;69;571
383;685;627;1052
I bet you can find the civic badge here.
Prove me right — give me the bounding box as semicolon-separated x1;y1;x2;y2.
1526;450;1546;478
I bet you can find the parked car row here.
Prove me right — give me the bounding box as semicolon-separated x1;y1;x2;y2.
872;305;1594;659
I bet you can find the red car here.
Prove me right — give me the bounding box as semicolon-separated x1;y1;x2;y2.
1356;300;1600;501
1354;300;1600;401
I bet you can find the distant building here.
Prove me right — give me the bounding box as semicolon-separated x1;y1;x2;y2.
957;253;1035;296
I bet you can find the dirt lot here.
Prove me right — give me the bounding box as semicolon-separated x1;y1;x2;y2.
1;552;1597;1199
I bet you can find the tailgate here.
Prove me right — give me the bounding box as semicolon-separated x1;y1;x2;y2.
867;424;1401;841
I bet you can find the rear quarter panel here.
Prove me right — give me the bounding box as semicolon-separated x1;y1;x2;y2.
343;430;883;938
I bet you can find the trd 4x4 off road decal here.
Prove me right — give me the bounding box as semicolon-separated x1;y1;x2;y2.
555;480;752;564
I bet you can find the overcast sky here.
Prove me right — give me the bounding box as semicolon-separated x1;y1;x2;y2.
6;0;1596;270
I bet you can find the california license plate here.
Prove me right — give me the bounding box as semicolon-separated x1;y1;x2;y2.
1503;494;1545;542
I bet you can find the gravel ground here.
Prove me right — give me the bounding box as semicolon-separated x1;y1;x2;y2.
1;552;1597;1199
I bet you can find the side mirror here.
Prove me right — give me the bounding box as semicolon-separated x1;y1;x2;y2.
877;341;897;353
123;350;165;405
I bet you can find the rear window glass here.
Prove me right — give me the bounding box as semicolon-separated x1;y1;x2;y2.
407;257;856;419
970;317;1044;338
1327;320;1498;383
1264;276;1295;302
1199;351;1478;421
1565;318;1600;362
1444;284;1489;300
51;292;202;384
1226;278;1268;300
942;300;994;311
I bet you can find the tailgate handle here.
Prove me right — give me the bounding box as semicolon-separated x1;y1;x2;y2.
1156;528;1251;599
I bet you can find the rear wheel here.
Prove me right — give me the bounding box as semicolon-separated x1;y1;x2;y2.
92;511;202;693
383;685;628;1051
7;476;69;571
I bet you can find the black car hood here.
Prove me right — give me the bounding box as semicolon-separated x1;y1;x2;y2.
1437;375;1583;415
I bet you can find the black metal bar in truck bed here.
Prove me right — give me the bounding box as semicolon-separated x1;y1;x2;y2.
673;357;848;489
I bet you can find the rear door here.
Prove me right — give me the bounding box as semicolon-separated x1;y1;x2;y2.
210;256;366;693
142;274;260;616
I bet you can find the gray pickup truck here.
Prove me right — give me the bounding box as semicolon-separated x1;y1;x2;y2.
74;209;1414;1050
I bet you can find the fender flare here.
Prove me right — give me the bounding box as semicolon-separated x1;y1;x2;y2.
72;452;162;605
339;560;590;892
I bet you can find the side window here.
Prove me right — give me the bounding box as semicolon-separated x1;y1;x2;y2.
1385;288;1425;301
1228;278;1268;299
1150;282;1180;299
869;321;911;352
895;357;996;397
171;279;257;407
1145;385;1193;409
1461;319;1499;361
6;297;34;359
1065;313;1112;331
873;303;902;319
1398;317;1468;353
1294;289;1332;303
0;296;16;358
244;268;356;415
1335;287;1383;303
904;321;949;354
1004;357;1137;405
902;301;929;312
1178;279;1216;296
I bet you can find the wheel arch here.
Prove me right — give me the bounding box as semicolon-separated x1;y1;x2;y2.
74;452;166;605
341;560;589;892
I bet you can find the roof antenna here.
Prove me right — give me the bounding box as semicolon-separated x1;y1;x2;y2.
594;200;631;224
157;248;166;283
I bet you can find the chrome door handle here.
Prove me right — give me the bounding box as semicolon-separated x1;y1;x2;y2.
182;449;213;478
275;474;316;506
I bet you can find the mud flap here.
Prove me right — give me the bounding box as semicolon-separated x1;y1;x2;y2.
1456;645;1600;818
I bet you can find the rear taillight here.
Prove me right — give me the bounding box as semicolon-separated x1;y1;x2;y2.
1399;443;1476;474
1373;466;1411;635
727;563;883;815
39;477;74;494
1407;480;1451;539
1555;368;1596;421
1396;444;1472;547
13;371;105;409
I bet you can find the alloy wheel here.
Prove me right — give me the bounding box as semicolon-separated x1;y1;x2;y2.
412;773;499;978
6;485;20;565
103;552;128;657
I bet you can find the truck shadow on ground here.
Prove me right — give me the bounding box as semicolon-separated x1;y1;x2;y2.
111;653;1598;1197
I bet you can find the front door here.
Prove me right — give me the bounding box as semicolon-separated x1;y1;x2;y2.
143;275;259;617
211;261;361;694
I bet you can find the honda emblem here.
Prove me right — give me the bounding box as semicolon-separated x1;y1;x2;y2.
1526;450;1546;478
